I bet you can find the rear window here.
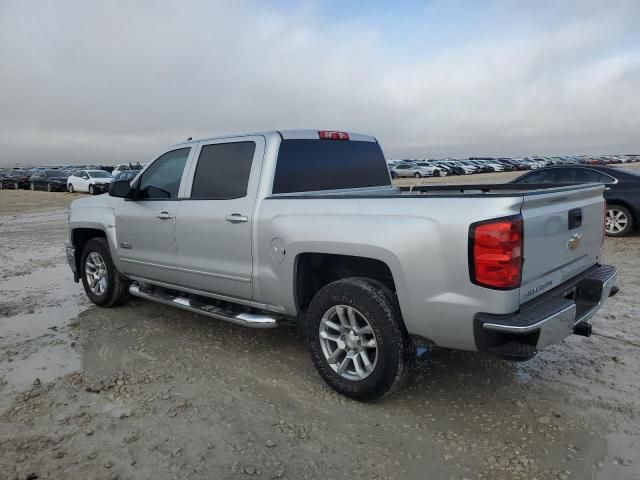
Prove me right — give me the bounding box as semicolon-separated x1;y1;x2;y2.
272;139;390;194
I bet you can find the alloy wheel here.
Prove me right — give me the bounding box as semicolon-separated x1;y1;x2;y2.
319;305;378;381
606;208;628;235
85;251;108;295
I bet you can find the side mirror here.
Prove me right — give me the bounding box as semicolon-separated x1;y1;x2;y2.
109;179;133;198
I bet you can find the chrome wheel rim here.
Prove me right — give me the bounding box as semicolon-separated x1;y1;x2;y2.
85;251;108;295
606;208;628;234
319;305;378;381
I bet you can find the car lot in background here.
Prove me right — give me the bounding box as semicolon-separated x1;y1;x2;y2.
512;165;640;236
392;162;440;178
0;169;33;189
67;169;113;194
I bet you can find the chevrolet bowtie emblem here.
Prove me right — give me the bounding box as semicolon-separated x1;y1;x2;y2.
567;233;582;251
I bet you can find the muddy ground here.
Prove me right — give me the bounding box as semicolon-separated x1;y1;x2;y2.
1;174;639;480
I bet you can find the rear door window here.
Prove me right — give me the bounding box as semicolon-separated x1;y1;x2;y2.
273;139;390;194
190;142;256;199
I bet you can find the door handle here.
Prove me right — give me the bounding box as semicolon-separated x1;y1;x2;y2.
225;213;248;223
156;211;174;220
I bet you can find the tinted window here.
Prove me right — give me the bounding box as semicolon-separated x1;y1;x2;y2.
138;148;190;199
273;140;390;194
514;170;558;184
190;142;256;199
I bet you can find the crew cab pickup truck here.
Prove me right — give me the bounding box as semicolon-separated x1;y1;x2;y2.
66;130;618;400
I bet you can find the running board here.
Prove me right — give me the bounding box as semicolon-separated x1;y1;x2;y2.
129;284;278;328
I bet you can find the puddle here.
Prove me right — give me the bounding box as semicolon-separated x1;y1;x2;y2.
0;258;88;406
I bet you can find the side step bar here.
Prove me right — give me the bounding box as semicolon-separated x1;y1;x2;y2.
129;284;279;329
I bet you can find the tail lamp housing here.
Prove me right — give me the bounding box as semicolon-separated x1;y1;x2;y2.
469;216;523;289
318;130;349;140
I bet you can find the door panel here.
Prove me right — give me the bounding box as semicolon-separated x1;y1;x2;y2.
115;200;181;283
175;136;265;300
114;146;192;284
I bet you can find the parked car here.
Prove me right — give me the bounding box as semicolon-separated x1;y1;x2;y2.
65;129;617;400
0;169;32;189
393;163;440;178
28;169;69;191
512;165;640;236
111;163;143;177
416;161;448;176
67;169;113;194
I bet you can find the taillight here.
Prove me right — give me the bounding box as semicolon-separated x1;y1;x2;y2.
469;216;523;289
318;130;349;140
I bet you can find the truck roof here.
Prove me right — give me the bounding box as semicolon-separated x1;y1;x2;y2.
176;130;377;146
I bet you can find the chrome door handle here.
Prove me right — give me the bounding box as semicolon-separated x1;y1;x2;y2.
225;213;248;223
156;211;174;220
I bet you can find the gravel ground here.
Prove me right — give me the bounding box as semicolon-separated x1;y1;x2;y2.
1;174;639;480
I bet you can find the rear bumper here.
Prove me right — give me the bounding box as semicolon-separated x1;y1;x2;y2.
474;264;618;359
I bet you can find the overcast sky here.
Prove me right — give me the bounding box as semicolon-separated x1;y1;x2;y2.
0;0;638;166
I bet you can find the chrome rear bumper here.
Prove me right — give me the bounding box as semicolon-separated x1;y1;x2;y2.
475;264;618;355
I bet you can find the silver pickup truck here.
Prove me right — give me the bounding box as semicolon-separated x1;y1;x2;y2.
66;130;618;400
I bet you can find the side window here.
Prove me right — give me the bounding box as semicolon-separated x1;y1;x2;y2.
138;148;190;199
190;142;256;199
516;171;551;183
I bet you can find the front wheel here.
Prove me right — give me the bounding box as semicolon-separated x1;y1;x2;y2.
68;183;74;193
81;238;130;307
14;182;19;190
606;205;634;237
433;169;441;177
47;182;52;192
307;278;415;401
89;184;95;195
30;182;35;191
414;172;421;178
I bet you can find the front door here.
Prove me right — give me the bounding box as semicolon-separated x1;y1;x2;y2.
115;147;192;284
175;136;265;300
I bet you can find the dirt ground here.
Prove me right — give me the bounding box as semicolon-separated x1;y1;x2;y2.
1;174;639;480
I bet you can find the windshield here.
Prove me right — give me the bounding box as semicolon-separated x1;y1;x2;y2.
45;169;66;177
88;170;111;178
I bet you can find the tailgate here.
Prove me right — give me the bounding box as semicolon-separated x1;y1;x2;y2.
520;185;605;303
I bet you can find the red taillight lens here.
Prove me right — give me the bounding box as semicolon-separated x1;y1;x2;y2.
318;130;349;140
470;217;523;289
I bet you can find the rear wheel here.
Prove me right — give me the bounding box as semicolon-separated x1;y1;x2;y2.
414;172;421;178
47;182;52;192
30;182;35;190
81;238;130;307
89;184;95;195
14;182;19;190
433;169;441;177
68;183;74;193
307;277;415;401
606;205;634;237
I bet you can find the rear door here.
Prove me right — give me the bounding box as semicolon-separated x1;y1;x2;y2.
175;136;265;300
114;147;192;284
520;185;605;303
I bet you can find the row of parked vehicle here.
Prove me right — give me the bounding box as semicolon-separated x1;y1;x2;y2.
0;163;143;194
388;154;640;178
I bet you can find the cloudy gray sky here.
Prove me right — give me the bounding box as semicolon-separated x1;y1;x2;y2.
0;0;638;166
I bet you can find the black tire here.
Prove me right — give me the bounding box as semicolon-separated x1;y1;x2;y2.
605;205;634;237
47;182;52;192
30;182;35;191
68;183;74;193
414;172;421;178
434;169;441;177
80;237;130;307
307;277;415;401
89;184;95;195
14;182;19;190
